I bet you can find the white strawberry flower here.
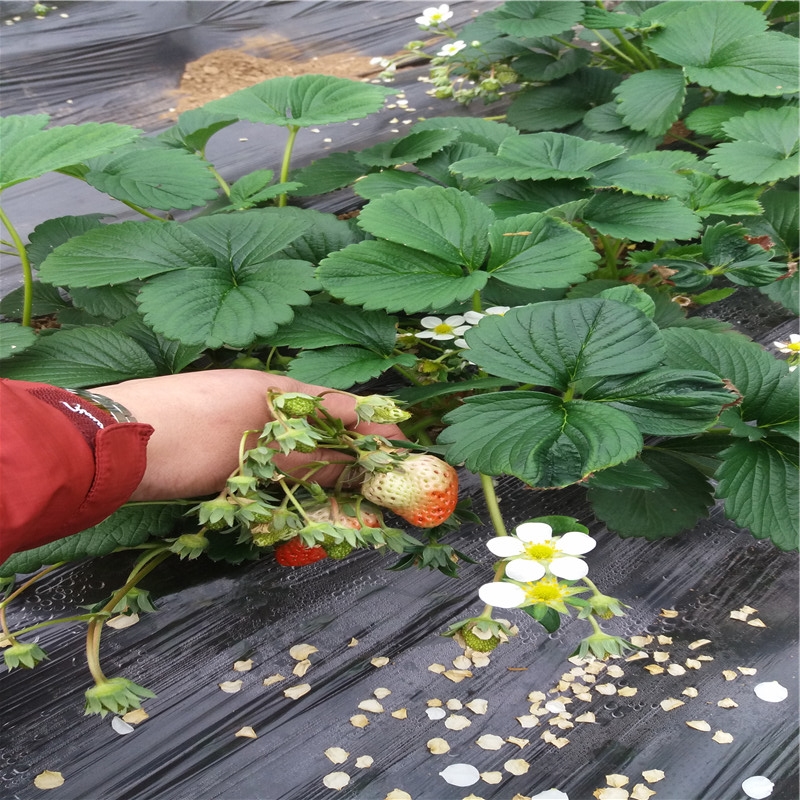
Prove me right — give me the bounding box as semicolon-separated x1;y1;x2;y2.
437;40;467;57
416;4;453;28
416;315;471;341
486;521;596;582
455;307;512;348
772;333;800;353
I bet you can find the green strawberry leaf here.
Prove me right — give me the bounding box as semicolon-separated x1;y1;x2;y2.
0;116;141;189
462;298;665;390
291;151;368;197
112;314;205;375
685;173;763;219
489;1;585;37
157;106;237;152
660;327;789;424
587;449;716;539
507;68;621;132
581;193;702;242
27;214;107;267
586;458;669;491
0;326;157;387
131;211;315;348
286;347;416;389
584;369;734;435
486;212;599;289
761;187;799;253
0;322;37;360
685;96;788;138
83;141;220;210
0;504;183;578
275;208;363;265
68;284;140;321
0;282;72;320
202;74;390;128
760;271;798;314
37;220;214;287
648;3;798;95
513;47;592;82
356;186;495;268
410;116;520;152
317;239;488;314
612;69;686;138
452;132;625;181
581;6;641;29
353;170;436;200
269;302;399;354
589;156;691;198
716;435;799;550
708;107;800;184
440;392;642;488
355;129;459;167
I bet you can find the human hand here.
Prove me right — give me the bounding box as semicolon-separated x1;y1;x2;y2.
94;372;404;501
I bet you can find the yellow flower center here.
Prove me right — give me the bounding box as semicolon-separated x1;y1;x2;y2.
433;323;454;335
523;541;557;560
524;577;567;603
786;342;800;352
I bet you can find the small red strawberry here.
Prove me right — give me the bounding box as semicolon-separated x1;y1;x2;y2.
360;454;458;528
273;537;328;567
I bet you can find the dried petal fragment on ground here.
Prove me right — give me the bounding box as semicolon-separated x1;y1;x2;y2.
480;772;503;784
233;659;254;672
371;656;390;667
660;609;679;618
445;715;471;730
235;727;257;739
293;659;312;677
106;614;139;629
33;771;64;790
688;639;711;650
391;708;408;719
712;730;734;743
426;707;447;720
507;736;529;748
323;771;350;790
606;775;629;788
682;687;699;698
517;714;540;728
446;698;463;710
617;687;638;697
717;698;738;708
219;680;243;693
325;747;349;764
355;756;373;768
427;737;450;754
575;712;597;723
443;669;473;682
374;687;392;699
385;791;412;800
350;714;370;728
358;699;385;713
754;681;788;702
641;770;665;783
428;663;446;674
738;666;757;675
476;734;506;750
122;708;149;724
593;788;629;799
505;759;530;775
284;683;311;699
529;791;569;800
630;784;655;800
686;720;711;731
466;699;488;714
289;643;318;660
263;674;285;686
747;619;767;627
660;698;684;711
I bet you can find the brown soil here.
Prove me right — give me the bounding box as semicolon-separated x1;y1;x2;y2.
171;36;385;116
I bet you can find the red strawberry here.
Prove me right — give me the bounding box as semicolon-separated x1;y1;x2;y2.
360;454;458;528
273;537;328;567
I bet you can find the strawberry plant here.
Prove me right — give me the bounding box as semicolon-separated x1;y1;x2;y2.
0;1;797;719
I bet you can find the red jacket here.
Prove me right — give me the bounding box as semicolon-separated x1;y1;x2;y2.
0;378;153;564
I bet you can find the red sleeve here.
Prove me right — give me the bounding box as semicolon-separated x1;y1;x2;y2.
0;378;154;564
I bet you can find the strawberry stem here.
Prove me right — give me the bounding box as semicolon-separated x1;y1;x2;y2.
479;473;507;537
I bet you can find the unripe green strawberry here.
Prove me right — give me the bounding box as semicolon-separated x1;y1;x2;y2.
461;628;500;653
292;440;318;453
250;523;283;548
360;454;458;528
323;538;354;560
279;394;319;417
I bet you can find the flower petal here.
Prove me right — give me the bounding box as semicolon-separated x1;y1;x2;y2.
463;311;485;325
505;559;546;582
444;315;466;326
557;531;597;555
485;306;511;315
478;582;526;608
515;522;553;543
486;537;525;557
549;556;589;580
420;316;442;328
